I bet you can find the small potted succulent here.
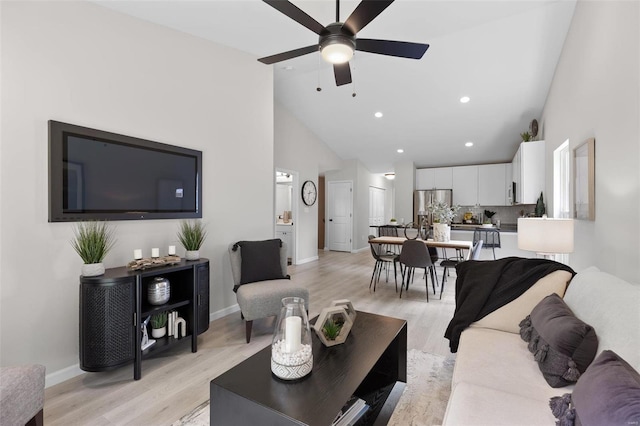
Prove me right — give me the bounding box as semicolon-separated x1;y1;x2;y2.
314;306;353;347
150;311;168;338
177;220;207;260
484;210;497;225
71;221;116;277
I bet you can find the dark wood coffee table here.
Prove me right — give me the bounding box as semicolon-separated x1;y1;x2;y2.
210;311;407;425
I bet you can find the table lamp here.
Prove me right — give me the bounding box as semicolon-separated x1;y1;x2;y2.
518;216;574;259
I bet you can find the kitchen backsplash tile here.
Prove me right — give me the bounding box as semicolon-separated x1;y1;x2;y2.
455;204;536;224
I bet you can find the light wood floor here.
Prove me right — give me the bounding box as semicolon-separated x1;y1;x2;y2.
44;249;458;425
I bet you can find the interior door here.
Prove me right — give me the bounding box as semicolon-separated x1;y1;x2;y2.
328;181;352;252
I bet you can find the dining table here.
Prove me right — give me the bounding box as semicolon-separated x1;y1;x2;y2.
368;236;473;260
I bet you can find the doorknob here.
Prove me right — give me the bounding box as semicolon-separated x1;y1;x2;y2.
329;219;333;221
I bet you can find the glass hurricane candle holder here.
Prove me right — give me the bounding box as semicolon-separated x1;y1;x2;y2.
271;297;313;380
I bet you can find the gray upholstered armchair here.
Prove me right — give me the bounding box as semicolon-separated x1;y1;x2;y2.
0;364;45;426
229;239;309;343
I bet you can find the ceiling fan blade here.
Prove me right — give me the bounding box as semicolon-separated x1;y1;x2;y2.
334;62;352;86
263;0;325;35
343;0;394;34
356;38;429;59
258;45;319;64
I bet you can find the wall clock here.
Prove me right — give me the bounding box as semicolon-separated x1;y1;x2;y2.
301;180;317;206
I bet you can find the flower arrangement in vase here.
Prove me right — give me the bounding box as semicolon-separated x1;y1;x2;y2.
428;202;460;242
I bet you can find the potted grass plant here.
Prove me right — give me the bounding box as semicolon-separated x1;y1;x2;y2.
71;221;116;277
177;220;207;260
150;311;168;338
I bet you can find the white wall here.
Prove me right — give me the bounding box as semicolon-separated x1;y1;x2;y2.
393;161;416;225
0;1;274;384
274;103;342;263
541;0;640;283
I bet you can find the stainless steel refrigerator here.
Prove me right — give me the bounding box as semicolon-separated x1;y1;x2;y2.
414;189;453;225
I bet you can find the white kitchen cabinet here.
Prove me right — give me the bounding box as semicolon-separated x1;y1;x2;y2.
452;166;478;206
415;167;453;190
512;140;545;204
478;164;507;206
276;225;293;262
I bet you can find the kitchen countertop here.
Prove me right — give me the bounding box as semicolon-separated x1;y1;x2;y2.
451;223;518;233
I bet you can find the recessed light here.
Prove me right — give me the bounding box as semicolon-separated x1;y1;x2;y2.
460;96;470;103
465;141;474;147
397;149;404;153
374;112;383;118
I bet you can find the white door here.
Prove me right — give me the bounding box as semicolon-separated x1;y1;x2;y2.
328;181;352;252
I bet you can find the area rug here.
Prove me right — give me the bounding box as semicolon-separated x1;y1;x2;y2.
173;350;455;426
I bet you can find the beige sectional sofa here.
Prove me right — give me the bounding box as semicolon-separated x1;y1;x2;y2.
443;267;640;425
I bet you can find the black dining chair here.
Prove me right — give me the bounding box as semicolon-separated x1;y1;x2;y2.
473;228;500;259
439;240;483;299
398;239;436;300
368;235;399;292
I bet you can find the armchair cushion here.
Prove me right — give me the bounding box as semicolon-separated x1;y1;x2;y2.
0;364;45;426
232;239;287;289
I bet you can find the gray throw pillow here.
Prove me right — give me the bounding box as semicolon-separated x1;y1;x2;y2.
519;294;598;387
237;239;286;286
549;350;640;426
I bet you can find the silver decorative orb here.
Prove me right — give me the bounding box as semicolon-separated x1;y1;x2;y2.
148;276;170;305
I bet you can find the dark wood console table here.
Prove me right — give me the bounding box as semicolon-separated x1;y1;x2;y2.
210;311;407;425
79;258;209;380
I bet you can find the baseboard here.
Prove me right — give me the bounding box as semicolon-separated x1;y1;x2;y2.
352;246;370;254
45;364;84;388
295;255;319;265
210;304;240;322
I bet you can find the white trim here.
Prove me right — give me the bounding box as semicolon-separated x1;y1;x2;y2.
353;246;370;254
45;364;84;388
210;304;240;322
296;255;319;265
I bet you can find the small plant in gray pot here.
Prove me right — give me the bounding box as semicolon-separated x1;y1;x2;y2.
177;220;207;260
71;221;116;277
150;311;168;338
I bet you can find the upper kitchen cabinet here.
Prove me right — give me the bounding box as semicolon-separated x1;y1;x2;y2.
512;140;545;204
478;164;508;206
452;166;479;206
416;167;453;190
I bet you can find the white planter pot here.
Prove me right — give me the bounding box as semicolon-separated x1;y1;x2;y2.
151;326;166;338
433;223;451;242
81;263;105;277
185;250;200;261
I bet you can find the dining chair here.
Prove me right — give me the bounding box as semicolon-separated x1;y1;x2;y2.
398;239;436;300
368;235;398;292
439;240;483;299
378;225;400;254
473;228;501;259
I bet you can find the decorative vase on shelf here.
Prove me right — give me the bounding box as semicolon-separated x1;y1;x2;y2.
433;223;451;242
151;326;166;339
185;250;199;261
81;262;105;277
271;297;313;380
148;277;170;305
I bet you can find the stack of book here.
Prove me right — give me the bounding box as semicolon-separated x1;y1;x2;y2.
332;395;369;426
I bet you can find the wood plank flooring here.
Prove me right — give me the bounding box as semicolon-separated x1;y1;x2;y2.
44;249;458;425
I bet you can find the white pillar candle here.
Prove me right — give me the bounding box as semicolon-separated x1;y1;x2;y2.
168;245;176;255
151;248;160;258
134;249;142;260
284;316;302;353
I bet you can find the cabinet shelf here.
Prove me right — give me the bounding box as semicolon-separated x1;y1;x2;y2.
142;334;192;357
141;299;190;317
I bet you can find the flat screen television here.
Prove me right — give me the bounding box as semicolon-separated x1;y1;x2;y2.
48;120;202;222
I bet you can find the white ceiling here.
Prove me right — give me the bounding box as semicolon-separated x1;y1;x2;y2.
94;0;576;174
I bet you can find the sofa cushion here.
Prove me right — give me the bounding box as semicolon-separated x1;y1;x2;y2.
549;350;640;426
472;270;572;333
236;239;286;286
453;327;574;399
563;266;640;372
236;279;309;321
520;294;598;387
443;382;556;426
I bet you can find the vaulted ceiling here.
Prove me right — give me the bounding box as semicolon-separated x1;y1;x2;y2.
94;0;576;173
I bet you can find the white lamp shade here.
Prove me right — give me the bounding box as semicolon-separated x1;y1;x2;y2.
321;42;353;64
518;218;574;254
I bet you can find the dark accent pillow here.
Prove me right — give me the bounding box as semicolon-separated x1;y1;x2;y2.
238;239;286;286
549;350;640;426
519;294;598;387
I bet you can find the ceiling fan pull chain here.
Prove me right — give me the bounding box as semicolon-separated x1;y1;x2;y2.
351;62;357;97
316;51;322;92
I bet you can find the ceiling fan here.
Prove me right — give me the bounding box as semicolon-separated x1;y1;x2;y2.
258;0;430;86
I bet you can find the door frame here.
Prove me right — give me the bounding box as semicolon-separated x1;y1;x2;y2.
327;180;353;252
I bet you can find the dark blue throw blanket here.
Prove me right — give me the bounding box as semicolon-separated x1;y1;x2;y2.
444;257;575;352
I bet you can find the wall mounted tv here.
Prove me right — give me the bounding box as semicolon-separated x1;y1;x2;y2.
48;120;202;222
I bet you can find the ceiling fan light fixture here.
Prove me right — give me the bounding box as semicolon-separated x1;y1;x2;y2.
384;173;396;180
321;39;354;64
